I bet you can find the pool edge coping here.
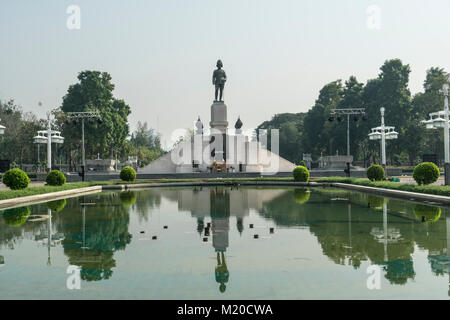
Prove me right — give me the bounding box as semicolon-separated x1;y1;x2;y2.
2;180;450;209
330;182;450;206
0;186;102;210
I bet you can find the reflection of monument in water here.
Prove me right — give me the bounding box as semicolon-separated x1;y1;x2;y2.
166;186;285;293
210;188;230;293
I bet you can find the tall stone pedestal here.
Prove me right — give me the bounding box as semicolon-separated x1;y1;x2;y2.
210;101;228;163
210;101;228;132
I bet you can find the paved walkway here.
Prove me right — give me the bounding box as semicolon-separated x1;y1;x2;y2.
398;176;445;186
0;182;45;190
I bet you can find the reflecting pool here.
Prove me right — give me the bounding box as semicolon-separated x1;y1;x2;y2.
0;187;449;299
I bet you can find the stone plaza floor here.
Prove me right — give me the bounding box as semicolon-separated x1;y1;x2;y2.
398;176;445;186
0;182;45;190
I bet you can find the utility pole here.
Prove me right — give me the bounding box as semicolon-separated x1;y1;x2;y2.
347;114;350;156
329;108;366;156
65;111;102;181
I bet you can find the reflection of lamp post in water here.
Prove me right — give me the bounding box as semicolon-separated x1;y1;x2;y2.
44;206;65;266
47;208;52;266
370;201;402;262
383;202;388;262
348;204;352;251
81;202;87;250
427;216;450;296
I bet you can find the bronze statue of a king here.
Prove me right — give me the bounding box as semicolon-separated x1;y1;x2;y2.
212;60;227;102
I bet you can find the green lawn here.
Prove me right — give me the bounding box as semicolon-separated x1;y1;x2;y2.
0;182;96;201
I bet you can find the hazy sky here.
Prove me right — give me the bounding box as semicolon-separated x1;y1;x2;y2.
1;0;450;148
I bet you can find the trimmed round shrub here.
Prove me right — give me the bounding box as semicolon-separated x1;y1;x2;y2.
367;195;386;210
2;206;31;227
2;168;30;190
414;204;441;223
367;164;385;181
46;199;67;213
293;166;309;182
293;188;310;204
413;162;440;185
120;166;136;182
46;170;66;186
299;160;307;167
120;191;137;207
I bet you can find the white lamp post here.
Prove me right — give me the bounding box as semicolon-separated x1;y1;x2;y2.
34;113;64;172
368;107;398;167
0;119;5;136
421;84;450;163
33;132;47;171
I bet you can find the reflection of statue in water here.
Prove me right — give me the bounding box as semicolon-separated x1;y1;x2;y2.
210;188;230;293
215;251;229;293
212;60;227;102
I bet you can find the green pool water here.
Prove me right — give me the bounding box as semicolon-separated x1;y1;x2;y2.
0;186;449;299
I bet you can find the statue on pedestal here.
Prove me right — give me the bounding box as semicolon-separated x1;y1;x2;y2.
212;60;227;102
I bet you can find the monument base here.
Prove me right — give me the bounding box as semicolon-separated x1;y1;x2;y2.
210;101;228;132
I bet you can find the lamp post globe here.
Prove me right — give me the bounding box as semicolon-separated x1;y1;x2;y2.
369;107;398;168
35;110;64;172
0;118;5;136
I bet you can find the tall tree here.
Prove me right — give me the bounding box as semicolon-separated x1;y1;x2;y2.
256;113;305;163
0;100;44;166
302;80;343;156
329;76;365;157
409;67;449;164
128;121;165;167
362;59;412;165
60;71;131;161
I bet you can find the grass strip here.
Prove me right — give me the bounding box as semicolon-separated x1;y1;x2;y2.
0;182;95;201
